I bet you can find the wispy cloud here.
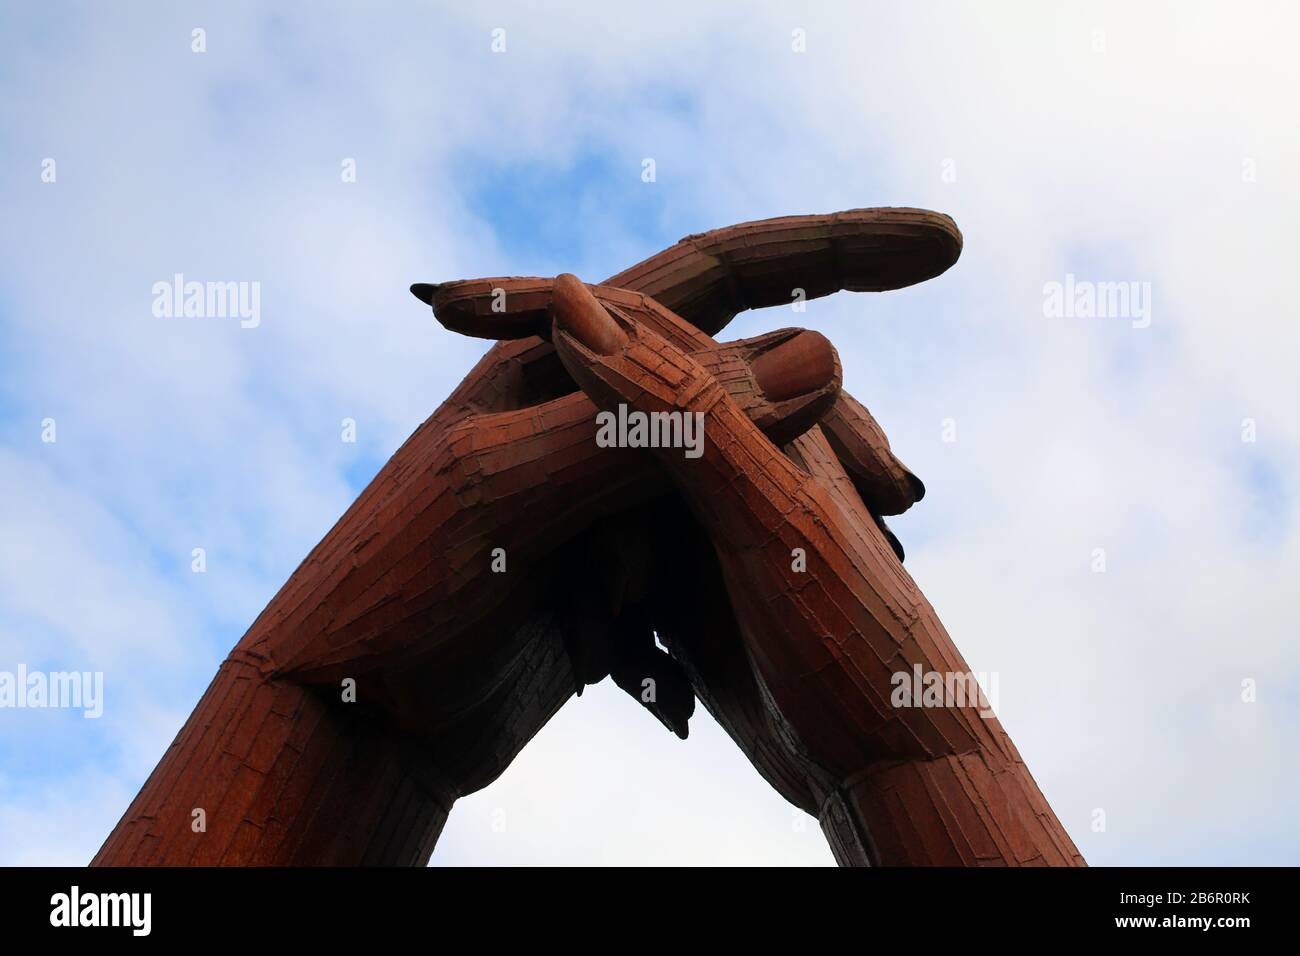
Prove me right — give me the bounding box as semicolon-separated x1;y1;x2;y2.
2;0;1296;865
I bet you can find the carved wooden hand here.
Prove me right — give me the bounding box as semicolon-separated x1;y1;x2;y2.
94;209;1080;866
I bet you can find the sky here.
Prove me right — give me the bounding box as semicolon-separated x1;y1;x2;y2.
1;0;1297;866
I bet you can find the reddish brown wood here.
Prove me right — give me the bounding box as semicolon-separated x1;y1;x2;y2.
94;209;1081;867
546;274;1083;867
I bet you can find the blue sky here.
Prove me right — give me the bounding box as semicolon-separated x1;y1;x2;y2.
2;0;1298;865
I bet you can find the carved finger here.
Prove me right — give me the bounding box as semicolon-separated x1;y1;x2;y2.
605;207;962;336
820;390;925;517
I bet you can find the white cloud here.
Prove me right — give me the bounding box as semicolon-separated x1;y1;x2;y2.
1;0;1296;865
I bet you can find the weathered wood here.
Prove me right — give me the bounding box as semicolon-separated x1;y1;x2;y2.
94;209;1080;867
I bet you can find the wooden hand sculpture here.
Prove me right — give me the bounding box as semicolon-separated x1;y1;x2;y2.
530;274;1086;867
93;209;1082;866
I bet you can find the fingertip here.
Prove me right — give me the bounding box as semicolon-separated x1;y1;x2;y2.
409;282;438;306
750;329;840;402
906;471;926;503
552;274;628;356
